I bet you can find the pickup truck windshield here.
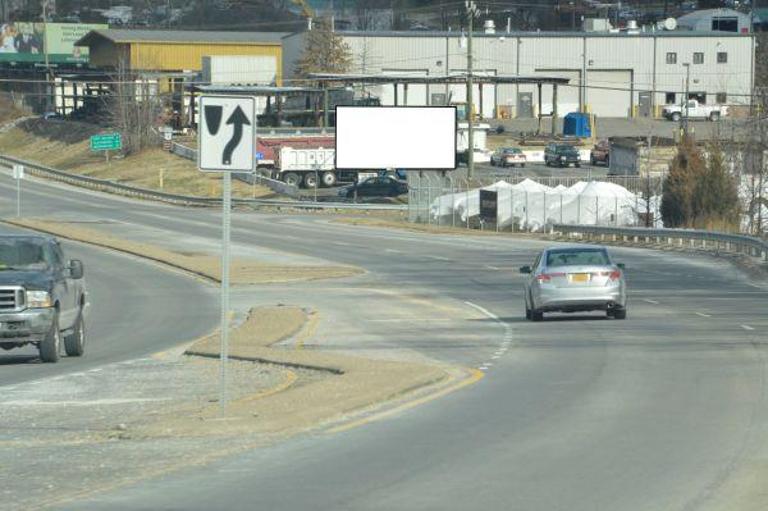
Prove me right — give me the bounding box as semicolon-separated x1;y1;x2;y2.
0;240;48;270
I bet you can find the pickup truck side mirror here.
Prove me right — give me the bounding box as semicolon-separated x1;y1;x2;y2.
616;263;626;270
519;265;532;274
68;259;84;280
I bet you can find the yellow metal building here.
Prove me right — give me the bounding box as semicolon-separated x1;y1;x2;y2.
76;29;286;85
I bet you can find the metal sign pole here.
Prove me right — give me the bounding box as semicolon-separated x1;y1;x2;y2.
16;174;20;218
220;172;232;413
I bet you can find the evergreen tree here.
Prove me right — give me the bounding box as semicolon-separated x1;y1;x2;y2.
661;135;705;228
294;19;353;81
694;140;741;230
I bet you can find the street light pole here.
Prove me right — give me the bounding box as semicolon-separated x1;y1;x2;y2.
466;0;478;179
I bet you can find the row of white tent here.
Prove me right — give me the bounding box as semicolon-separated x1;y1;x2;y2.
430;179;661;231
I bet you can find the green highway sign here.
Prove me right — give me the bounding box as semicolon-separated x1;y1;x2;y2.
90;133;122;152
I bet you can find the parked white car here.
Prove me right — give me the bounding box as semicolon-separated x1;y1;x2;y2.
662;100;728;122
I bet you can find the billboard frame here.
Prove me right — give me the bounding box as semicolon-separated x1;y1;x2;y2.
334;105;457;172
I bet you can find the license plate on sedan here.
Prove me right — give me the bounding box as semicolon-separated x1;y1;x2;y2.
569;273;590;283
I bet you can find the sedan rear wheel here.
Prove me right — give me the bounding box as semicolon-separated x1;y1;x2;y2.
531;309;544;322
613;307;627;320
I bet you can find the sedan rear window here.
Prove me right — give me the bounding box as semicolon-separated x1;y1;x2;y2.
546;249;610;267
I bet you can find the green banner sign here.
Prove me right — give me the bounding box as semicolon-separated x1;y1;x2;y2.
90;133;122;152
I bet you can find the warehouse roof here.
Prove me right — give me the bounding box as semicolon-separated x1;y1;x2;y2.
285;29;752;38
192;85;322;95
76;29;288;47
309;73;570;85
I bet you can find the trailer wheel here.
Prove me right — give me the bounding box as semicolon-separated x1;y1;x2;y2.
322;171;337;187
284;172;301;187
303;173;318;189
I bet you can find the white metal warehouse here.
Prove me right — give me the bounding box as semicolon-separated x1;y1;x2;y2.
281;29;755;119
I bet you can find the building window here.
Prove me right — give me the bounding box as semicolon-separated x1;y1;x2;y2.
717;52;728;63
693;52;704;64
666;52;677;64
665;92;676;104
712;17;738;32
689;92;706;104
716;93;727;104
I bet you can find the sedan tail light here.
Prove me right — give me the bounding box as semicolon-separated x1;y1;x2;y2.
599;270;622;281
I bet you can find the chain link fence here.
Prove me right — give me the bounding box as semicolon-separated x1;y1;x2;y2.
407;172;664;231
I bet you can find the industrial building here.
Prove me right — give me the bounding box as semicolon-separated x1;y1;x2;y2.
76;29;287;82
282;28;755;119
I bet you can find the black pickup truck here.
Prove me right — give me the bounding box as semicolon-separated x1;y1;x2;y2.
0;234;88;363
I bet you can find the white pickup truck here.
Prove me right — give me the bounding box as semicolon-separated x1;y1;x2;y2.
662;100;728;122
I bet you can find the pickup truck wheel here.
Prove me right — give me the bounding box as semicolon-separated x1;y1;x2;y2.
671;112;681;122
709;112;720;122
64;313;85;357
39;313;61;363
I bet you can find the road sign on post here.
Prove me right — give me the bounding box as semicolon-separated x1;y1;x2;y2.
197;95;256;415
198;96;256;173
90;133;122;151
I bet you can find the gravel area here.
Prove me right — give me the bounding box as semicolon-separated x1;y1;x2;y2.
0;353;289;511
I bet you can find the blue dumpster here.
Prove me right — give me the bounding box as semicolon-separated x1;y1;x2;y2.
563;112;591;138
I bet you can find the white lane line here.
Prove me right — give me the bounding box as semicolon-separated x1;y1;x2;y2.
485;265;501;271
464;301;500;321
741;325;755;331
428;255;452;262
367;318;456;323
333;241;352;247
491;355;501;360
643;299;660;305
694;312;712;318
385;248;402;254
479;366;489;371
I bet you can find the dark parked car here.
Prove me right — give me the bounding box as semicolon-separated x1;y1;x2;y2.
490;147;527;168
340;176;408;199
544;143;581;168
590;139;610;166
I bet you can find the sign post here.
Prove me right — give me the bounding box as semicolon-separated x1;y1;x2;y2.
198;96;256;413
12;164;24;217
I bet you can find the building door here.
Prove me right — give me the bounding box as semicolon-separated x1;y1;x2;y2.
517;92;533;118
589;70;632;118
638;91;652;117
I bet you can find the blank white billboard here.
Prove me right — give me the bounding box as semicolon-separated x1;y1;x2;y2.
335;106;456;170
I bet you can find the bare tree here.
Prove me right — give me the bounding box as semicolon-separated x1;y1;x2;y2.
742;87;768;236
105;57;163;155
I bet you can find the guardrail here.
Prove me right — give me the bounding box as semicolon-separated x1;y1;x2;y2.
170;141;196;161
0;154;406;212
551;223;768;262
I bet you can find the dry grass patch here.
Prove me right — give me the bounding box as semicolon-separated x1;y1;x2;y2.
140;306;458;439
0;120;272;199
5;218;363;284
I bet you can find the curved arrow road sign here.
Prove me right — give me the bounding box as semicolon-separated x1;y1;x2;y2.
199;96;256;172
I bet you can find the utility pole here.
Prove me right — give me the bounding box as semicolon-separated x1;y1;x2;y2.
42;0;51;114
682;62;690;137
465;0;478;179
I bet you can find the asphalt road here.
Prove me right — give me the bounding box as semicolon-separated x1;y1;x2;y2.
0;201;219;387
1;172;766;510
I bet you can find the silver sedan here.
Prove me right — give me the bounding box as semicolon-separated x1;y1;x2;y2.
520;245;627;321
